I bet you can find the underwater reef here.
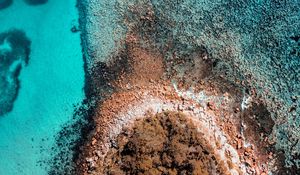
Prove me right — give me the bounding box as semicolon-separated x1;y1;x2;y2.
0;29;30;116
49;0;300;174
0;0;12;10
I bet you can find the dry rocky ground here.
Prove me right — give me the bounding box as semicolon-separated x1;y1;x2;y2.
75;32;282;174
74;1;298;174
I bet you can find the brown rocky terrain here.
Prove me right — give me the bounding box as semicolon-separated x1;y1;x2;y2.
75;32;280;174
76;0;300;173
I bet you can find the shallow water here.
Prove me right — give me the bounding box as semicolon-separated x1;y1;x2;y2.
0;0;84;174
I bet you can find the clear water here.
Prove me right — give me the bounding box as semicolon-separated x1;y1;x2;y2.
0;0;84;174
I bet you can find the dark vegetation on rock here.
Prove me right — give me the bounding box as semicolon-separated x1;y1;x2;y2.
103;112;230;175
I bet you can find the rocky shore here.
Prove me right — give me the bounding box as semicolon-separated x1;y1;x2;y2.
61;0;300;174
75;32;286;174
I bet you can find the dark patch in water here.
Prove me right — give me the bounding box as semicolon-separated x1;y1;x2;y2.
0;0;12;10
23;0;47;5
0;29;31;116
71;26;80;33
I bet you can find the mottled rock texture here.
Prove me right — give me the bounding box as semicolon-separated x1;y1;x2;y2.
103;112;230;175
79;0;300;169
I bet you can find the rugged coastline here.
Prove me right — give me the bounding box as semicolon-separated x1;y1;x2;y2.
51;0;300;174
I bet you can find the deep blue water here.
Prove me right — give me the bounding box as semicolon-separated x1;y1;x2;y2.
0;0;84;174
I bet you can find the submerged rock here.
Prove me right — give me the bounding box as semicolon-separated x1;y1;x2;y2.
0;29;31;116
0;0;12;10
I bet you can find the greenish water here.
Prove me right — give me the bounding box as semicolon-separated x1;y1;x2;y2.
0;0;84;174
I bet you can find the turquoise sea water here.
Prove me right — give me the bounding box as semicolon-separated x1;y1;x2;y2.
0;0;84;174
